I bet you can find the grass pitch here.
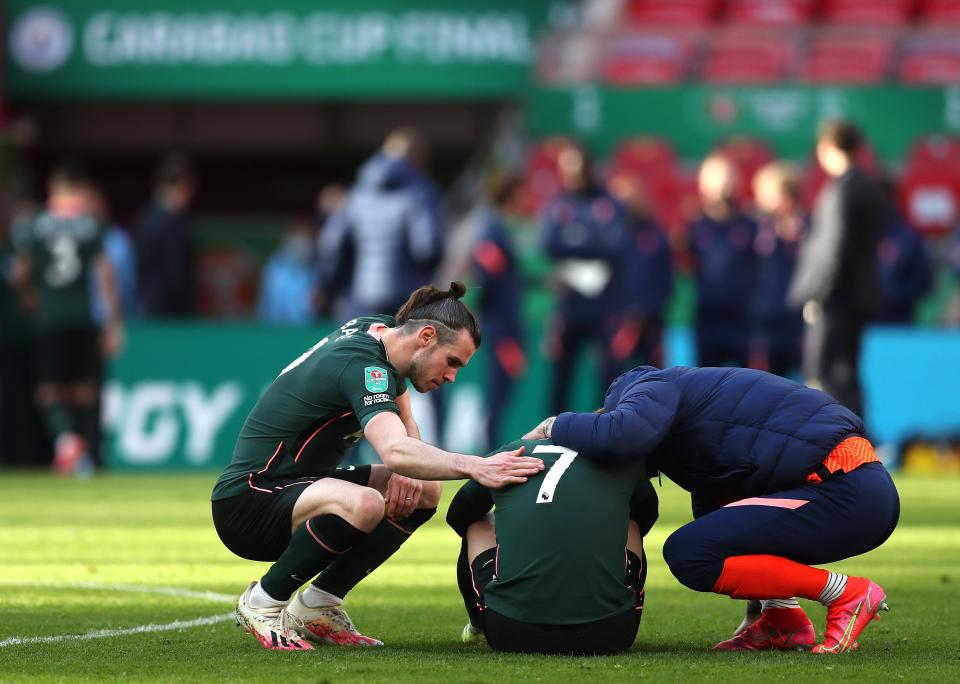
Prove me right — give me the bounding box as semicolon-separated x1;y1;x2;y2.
1;472;959;682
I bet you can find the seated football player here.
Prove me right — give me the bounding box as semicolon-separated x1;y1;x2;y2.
446;437;657;656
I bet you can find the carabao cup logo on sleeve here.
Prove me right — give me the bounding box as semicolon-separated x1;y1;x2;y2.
364;366;389;393
10;6;74;73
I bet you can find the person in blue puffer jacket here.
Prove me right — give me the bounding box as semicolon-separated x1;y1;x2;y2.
319;128;444;320
522;364;899;655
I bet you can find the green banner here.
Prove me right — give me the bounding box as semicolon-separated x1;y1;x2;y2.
528;85;960;162
5;0;556;99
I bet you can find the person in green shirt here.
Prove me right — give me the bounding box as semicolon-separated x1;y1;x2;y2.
446;437;657;655
213;282;544;651
13;163;123;474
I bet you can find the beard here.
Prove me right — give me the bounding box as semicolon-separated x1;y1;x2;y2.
408;353;431;393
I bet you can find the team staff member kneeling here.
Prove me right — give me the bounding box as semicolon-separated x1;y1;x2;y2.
212;283;543;651
446;438;657;655
524;365;899;654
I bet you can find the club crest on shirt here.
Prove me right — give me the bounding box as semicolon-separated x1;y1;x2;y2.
364;366;388;392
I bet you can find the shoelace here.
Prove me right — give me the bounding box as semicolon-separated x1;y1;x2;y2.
322;607;358;632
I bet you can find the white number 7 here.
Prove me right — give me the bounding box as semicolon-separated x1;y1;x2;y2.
533;445;578;504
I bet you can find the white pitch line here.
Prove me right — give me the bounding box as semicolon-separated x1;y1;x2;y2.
0;580;237;648
0;613;235;648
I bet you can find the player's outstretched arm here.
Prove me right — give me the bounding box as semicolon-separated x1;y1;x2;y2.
364;412;543;487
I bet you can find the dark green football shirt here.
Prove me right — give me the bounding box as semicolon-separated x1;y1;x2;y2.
16;210;104;331
212;315;407;500
451;439;646;625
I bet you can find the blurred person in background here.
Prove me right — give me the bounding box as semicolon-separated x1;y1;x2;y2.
750;161;808;378
134;153;197;318
470;170;527;449
688;154;758;368
541;140;631;415
318;128;444;320
258;217;319;326
88;185;139;321
12;163;123;474
788;121;884;418
312;183;347;317
874;177;932;325
608;174;673;371
0;193;49;467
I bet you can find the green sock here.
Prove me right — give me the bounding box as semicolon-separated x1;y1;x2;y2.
313;507;437;599
41;402;74;441
260;514;366;601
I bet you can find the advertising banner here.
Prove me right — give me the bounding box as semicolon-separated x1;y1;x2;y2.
6;0;555;99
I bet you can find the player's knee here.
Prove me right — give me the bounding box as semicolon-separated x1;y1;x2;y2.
352;487;385;527
419;481;442;509
662;527;716;593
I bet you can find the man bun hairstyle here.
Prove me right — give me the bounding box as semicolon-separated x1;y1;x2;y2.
396;281;481;348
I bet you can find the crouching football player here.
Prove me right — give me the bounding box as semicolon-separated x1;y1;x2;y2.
446;438;657;656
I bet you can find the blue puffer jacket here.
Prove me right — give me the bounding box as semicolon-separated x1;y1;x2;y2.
550;365;864;501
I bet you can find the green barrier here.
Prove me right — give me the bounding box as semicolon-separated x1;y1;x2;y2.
6;0;556;99
528;85;960;162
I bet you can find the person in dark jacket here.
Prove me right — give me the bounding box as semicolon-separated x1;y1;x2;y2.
688;154;758;368
319;128;444;320
522;365;899;654
750;161;807;377
541;141;632;415
874;178;932;324
788;121;884;417
134;154;196;317
471;172;527;449
608;175;673;371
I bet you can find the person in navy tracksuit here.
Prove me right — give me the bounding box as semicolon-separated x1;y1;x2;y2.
874;188;932;324
471;172;527;449
688;155;758;368
541;141;632;415
750;162;807;378
608;175;673;372
523;365;899;654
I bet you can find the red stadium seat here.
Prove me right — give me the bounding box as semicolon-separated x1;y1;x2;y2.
517;137;574;216
625;0;722;27
799;29;898;83
900;135;960;236
713;137;775;203
600;30;700;85
700;28;800;83
898;27;960;83
821;0;917;25
723;0;816;26
607;137;682;219
918;0;960;23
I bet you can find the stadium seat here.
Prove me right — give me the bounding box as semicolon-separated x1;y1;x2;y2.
607;136;683;219
723;0;816;26
900;135;960;236
712;137;775;203
600;30;700;85
918;0;960;23
799;28;898;83
700;28;799;83
898;27;960;83
821;0;917;25
624;0;722;27
517;137;574;216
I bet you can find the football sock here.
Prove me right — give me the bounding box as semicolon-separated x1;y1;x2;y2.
300;585;341;609
312;507;436;599
249;582;289;610
761;598;801;610
456;542;483;629
42;403;74;442
817;571;849;605
713;555;830;601
260;514;366;601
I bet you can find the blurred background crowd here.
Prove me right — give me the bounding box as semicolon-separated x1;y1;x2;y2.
2;0;960;475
